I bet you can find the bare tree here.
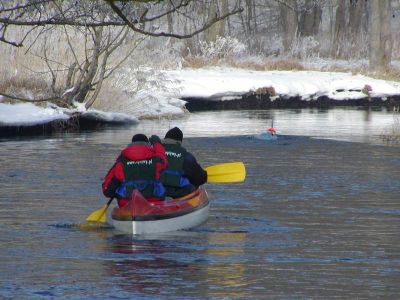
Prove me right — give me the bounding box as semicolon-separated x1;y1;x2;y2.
279;0;298;52
369;0;392;71
349;0;367;40
205;0;230;41
299;0;322;37
0;0;242;109
331;0;346;57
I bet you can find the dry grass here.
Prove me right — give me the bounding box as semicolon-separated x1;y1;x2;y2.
183;55;305;71
0;76;52;105
372;67;400;82
380;113;400;145
182;54;400;82
231;58;305;71
312;64;400;82
182;56;222;69
0;76;48;92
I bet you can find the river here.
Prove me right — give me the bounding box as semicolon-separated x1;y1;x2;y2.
0;107;399;299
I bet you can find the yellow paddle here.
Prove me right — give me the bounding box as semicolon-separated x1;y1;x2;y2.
205;161;246;183
86;162;246;223
86;198;114;223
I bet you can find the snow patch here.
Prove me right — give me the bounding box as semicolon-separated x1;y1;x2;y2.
161;68;400;102
0;103;69;126
0;103;137;126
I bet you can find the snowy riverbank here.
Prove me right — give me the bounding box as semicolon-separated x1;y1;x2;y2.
163;68;400;101
1;68;400;133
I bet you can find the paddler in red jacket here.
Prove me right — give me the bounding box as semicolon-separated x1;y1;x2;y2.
102;133;168;207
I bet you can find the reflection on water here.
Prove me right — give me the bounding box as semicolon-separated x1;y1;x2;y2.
65;107;398;146
102;232;250;298
0;108;399;299
205;232;247;298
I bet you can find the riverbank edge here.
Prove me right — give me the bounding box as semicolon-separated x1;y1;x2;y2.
0;112;136;137
183;94;400;111
1;96;400;137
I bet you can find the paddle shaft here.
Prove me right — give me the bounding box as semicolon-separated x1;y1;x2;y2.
106;197;114;206
102;197;115;217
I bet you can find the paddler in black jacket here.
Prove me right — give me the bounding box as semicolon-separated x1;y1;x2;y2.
161;127;207;198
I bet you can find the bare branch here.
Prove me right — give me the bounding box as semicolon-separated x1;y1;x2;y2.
43;39;57;93
107;0;244;39
0;0;245;110
0;17;127;27
0;91;61;103
0;0;54;13
0;35;23;47
136;0;192;22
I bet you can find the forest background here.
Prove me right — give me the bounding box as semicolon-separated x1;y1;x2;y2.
0;0;399;115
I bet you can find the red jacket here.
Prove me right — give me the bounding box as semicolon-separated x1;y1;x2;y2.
102;141;167;207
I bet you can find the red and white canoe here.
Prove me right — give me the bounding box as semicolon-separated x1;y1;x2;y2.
106;187;210;234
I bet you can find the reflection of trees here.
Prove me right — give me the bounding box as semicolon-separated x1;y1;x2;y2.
247;110;275;121
104;236;206;296
108;257;190;295
364;107;371;122
101;232;249;298
205;232;247;299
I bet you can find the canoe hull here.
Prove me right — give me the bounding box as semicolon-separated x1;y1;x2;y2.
106;187;209;235
107;202;209;234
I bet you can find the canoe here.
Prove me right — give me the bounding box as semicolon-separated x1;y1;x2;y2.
106;187;210;234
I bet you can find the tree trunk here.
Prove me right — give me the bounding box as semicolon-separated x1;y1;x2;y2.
369;0;392;71
280;0;298;52
205;1;227;42
219;0;229;37
245;0;253;34
349;0;366;39
299;0;322;36
331;0;346;57
167;2;174;34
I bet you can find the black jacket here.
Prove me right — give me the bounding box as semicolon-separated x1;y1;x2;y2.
162;138;207;198
182;151;207;187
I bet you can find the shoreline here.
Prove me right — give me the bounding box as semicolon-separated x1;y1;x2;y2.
183;94;400;111
0;113;135;137
1;97;399;137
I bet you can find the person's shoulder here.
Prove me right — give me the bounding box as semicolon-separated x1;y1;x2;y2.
184;150;196;161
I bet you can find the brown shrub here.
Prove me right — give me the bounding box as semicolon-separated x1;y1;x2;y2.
0;76;52;105
183;56;306;71
380;113;400;145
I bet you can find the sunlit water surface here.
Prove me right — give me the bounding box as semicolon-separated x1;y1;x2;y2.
0;108;399;299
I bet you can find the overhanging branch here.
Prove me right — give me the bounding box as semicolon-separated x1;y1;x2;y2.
107;0;244;39
0;91;62;103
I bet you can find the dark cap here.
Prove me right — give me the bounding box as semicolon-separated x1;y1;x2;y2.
131;133;149;143
165;127;183;142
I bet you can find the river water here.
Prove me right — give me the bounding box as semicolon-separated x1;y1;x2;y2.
0;108;399;299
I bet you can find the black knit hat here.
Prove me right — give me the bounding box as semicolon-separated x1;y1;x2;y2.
165;127;183;142
131;133;149;143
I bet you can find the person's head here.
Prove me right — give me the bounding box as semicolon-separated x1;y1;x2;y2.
164;127;183;143
266;127;276;135
131;133;149;143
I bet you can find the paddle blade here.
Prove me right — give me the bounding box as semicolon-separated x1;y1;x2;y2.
205;162;246;183
86;205;108;223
